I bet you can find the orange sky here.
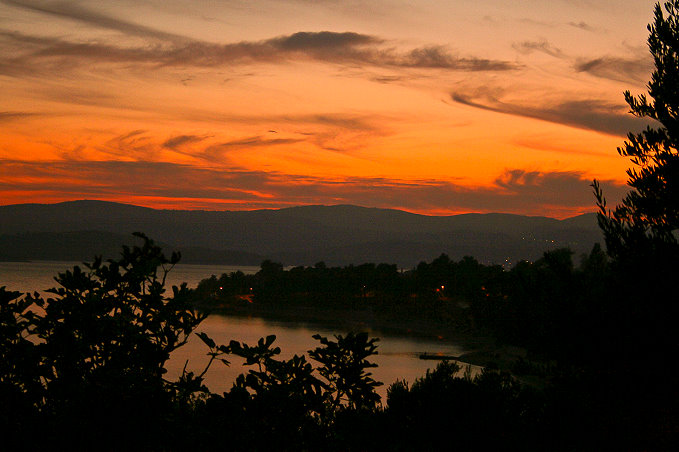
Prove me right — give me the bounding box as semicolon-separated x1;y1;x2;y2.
0;0;659;218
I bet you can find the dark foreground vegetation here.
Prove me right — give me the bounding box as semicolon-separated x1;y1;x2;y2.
1;229;677;450
3;1;679;450
195;245;608;359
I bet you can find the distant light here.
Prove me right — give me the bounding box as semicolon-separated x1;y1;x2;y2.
219;287;223;290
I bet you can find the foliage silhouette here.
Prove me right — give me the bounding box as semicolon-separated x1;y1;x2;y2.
587;2;679;448
1;233;210;449
1;234;392;450
309;332;382;412
593;0;679;255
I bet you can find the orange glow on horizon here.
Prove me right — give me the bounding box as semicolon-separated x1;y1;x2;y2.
0;1;653;218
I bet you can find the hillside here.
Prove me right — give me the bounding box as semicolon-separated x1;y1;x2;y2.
0;201;602;267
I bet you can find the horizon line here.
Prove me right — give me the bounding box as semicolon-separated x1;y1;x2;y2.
0;198;597;220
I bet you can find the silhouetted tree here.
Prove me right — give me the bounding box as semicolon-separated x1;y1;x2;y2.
588;2;679;447
0;233;209;450
1;235;390;451
381;361;545;451
594;0;679;255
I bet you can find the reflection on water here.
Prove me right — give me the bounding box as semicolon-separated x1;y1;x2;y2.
168;314;479;400
1;260;480;401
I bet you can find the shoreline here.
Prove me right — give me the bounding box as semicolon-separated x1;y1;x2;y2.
203;302;526;369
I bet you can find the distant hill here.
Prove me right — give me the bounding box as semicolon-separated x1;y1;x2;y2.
0;201;603;267
0;231;264;265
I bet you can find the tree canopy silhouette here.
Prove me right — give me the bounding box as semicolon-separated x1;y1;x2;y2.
587;2;679;448
0;234;388;450
594;0;679;255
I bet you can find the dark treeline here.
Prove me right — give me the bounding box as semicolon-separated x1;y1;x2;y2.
194;246;606;360
1;232;676;451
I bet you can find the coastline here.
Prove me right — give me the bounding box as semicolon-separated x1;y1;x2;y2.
202;302;526;370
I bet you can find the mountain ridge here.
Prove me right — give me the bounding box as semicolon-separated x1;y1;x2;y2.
0;200;602;267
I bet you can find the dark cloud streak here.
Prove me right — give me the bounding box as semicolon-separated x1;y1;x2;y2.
271;31;379;50
1;0;188;42
568;21;596;32
574;55;652;83
0;111;40;121
162;135;209;150
451;92;650;136
206;135;304;152
512;39;563;58
0;28;517;74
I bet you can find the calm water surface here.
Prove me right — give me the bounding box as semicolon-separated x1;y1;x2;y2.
0;260;475;400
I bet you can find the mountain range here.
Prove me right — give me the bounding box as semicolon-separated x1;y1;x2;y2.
0;201;603;268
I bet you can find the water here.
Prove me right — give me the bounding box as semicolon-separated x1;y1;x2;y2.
0;260;475;400
0;260;260;295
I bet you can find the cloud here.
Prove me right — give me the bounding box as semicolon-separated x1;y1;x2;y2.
97;130;156;159
285;114;387;152
402;46;515;70
172;111;382;137
0;159;627;218
494;169;627;209
203;136;304;159
157;113;386;153
162;135;209;150
574;55;653;83
512;39;563;58
0;29;516;74
271;31;379;50
517;17;554;28
370;75;407;84
568;21;595;32
451;92;651;136
318;170;627;217
300;114;378;131
511;136;612;158
0;111;40;121
35;84;121;108
1;0;188;42
83;129;307;162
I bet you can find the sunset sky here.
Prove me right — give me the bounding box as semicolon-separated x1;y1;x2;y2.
0;0;659;218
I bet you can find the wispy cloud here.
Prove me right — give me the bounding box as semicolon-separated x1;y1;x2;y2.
162;135;209;150
160;112;388;153
1;0;188;42
85;129;307;162
574;55;653;83
0;111;40;121
451;92;650;136
98;130;155;159
0;28;517;75
299;114;378;131
568;21;596;32
203;136;305;161
512;39;563;58
370;75;408;84
511;136;612;158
